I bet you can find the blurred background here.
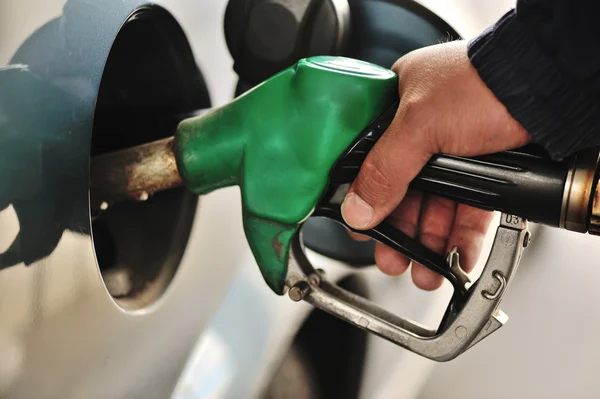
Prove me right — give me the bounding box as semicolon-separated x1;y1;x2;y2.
1;0;600;398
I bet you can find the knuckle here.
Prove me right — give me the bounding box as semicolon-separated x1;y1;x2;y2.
412;264;444;291
391;217;418;238
391;58;406;74
418;232;447;253
401;102;441;154
355;156;395;204
398;96;428;132
392;52;412;73
392;48;422;74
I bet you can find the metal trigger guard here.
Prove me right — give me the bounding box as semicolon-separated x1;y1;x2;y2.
284;213;529;361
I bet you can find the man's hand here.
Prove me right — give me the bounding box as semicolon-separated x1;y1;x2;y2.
341;41;530;290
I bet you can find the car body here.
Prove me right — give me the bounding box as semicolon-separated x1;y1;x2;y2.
4;1;597;399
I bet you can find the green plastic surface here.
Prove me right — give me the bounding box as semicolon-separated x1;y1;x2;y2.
174;56;397;294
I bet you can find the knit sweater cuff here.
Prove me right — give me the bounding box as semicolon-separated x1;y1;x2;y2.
468;10;600;160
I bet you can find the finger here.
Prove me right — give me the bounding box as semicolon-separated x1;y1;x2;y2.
412;195;456;291
347;231;371;242
341;106;434;230
375;242;410;276
375;190;424;275
447;205;495;273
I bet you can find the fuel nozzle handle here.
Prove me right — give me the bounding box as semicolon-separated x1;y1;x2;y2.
334;103;600;234
417;149;600;233
420;148;600;233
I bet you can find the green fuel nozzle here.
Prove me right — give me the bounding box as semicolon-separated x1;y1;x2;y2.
174;56;398;293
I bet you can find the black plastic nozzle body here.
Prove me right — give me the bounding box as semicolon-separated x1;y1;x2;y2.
330;104;570;227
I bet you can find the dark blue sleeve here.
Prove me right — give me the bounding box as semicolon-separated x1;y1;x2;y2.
468;0;600;160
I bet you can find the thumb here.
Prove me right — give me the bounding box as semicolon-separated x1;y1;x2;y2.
341;115;433;230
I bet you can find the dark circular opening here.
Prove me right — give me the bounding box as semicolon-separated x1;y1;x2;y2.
91;6;210;310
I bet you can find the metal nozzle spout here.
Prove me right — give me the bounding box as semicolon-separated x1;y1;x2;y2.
90;136;183;215
588;170;600;235
560;149;600;234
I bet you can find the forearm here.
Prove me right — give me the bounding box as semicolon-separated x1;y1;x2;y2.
468;0;600;160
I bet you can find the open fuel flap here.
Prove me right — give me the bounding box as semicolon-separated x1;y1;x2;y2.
91;6;211;310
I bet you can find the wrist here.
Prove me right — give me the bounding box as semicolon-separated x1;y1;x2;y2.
468;10;600;160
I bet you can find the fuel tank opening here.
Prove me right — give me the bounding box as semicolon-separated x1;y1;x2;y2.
91;6;210;310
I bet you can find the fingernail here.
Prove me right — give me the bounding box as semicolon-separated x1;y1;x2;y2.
341;193;373;229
